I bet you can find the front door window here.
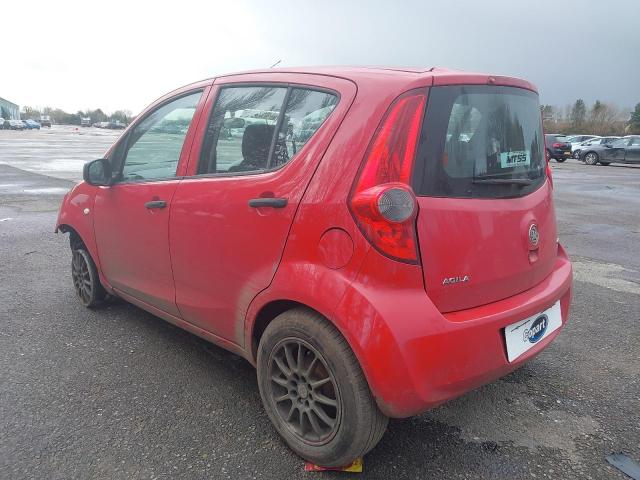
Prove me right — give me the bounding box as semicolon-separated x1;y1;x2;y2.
116;91;202;182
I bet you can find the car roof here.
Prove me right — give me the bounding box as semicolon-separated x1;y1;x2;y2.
218;65;435;77
174;65;533;93
217;65;533;86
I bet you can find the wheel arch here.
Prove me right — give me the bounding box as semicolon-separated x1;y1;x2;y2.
57;223;86;250
249;299;329;364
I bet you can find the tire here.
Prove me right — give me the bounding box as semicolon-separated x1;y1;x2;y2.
257;308;388;467
555;157;567;163
584;152;599;165
573;150;581;159
71;248;106;308
599;161;610;166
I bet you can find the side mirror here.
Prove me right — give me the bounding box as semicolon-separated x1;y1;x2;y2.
83;158;112;186
223;117;245;129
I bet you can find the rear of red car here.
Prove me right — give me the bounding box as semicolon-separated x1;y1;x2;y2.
340;74;572;417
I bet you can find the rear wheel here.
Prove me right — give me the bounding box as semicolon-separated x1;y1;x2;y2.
584;152;599;165
555;157;567;163
71;249;105;308
257;308;388;467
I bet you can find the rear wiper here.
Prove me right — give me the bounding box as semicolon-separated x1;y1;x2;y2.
472;177;533;186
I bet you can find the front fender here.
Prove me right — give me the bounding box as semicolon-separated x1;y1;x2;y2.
55;182;107;288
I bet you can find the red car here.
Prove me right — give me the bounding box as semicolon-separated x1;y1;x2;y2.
56;67;572;467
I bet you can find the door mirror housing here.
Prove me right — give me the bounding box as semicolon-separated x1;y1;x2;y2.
83;158;112;186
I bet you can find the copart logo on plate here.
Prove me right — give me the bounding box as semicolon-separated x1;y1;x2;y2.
523;314;548;343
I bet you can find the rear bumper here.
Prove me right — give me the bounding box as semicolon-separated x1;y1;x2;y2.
550;148;571;158
339;244;572;418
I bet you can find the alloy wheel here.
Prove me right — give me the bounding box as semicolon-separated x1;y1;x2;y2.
268;338;341;445
72;250;93;304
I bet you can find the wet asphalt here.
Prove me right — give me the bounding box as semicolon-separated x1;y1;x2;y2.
0;127;638;479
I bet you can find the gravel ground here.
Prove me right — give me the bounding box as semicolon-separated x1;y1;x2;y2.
0;128;638;479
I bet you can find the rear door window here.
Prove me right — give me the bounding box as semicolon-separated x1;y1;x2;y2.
198;86;338;175
198;86;287;174
413;85;546;199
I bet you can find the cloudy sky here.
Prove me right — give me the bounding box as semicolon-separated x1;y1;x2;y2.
3;0;639;115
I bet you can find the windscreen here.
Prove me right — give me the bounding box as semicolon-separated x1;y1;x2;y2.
413;85;546;199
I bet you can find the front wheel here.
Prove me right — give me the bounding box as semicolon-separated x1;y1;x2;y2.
257;308;388;467
584;152;599;165
71;249;105;308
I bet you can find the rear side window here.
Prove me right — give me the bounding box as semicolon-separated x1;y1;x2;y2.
413;85;546;199
198;86;338;175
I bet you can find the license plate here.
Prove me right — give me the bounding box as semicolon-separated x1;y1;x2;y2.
504;301;562;362
563;151;571;156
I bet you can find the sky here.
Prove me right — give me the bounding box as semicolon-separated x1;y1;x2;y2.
3;0;639;115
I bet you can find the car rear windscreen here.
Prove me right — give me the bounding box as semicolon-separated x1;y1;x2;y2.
413;85;546;199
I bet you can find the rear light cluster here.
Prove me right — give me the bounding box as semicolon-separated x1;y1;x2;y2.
552;142;563;148
349;91;426;264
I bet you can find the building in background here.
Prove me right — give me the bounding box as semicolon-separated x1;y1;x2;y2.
0;97;20;119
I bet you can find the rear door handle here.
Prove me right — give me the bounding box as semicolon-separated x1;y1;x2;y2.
145;200;167;209
248;197;288;209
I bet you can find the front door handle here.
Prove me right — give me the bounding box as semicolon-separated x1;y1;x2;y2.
145;200;167;209
248;197;288;209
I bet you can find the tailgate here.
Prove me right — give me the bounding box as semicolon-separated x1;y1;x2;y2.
415;185;557;312
412;84;557;312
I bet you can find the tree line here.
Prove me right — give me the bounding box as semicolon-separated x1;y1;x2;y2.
541;100;640;136
20;106;134;125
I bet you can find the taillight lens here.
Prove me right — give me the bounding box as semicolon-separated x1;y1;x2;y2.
349;91;426;264
552;142;562;148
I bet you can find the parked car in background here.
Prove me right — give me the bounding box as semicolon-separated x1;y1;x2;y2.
573;136;620;158
56;67;572;468
0;118;4;129
579;135;640;165
107;120;126;129
8;120;26;130
545;134;572;162
567;134;598;152
23;119;41;130
40;115;52;127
